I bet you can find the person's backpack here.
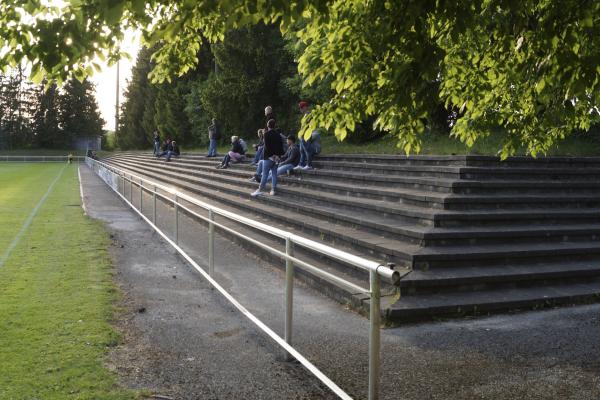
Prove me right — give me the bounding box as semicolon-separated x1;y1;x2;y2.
239;138;249;153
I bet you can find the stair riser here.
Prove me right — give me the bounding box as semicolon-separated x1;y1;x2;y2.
387;291;600;322
312;163;461;179
415;252;600;270
462;172;600;181
435;215;600;228
422;231;600;247
400;272;600;295
444;200;600;211
316;156;468;166
452;185;600;195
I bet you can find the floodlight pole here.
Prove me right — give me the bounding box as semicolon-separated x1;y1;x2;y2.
115;60;120;135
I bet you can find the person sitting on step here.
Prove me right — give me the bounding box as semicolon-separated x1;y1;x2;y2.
217;135;245;169
251;129;265;165
165;140;180;162
251;119;284;196
251;134;300;182
156;139;172;158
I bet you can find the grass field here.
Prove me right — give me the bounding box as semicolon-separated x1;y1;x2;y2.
0;163;133;399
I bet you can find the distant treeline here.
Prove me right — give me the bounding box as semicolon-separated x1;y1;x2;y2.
0;69;104;150
117;23;332;150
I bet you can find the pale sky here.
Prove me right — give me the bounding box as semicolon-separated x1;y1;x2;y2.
89;30;141;131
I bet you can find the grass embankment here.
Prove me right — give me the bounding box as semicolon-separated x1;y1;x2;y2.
0;163;133;399
319;131;600;156
166;130;600;157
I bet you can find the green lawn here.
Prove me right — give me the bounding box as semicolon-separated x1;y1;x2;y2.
0;163;133;399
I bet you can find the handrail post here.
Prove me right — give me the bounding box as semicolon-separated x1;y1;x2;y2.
129;176;133;203
208;209;215;276
368;269;381;400
153;186;157;224
284;237;294;361
174;195;179;245
139;180;143;213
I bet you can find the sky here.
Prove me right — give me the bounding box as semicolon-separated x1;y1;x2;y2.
89;30;141;131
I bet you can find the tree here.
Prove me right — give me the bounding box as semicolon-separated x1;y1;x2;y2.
57;78;105;148
5;1;598;156
31;81;61;148
118;47;158;149
200;23;298;137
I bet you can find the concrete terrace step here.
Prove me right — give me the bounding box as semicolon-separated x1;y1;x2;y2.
111;155;442;226
313;160;600;181
111;155;600;246
109;157;600;265
388;278;600;320
115;154;452;209
106;158;420;265
116;154;600;211
103;152;600;320
402;261;600;292
414;241;600;269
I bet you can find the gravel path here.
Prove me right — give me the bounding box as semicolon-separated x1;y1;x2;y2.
80;165;600;400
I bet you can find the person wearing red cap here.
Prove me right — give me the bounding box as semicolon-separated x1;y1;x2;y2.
296;101;321;170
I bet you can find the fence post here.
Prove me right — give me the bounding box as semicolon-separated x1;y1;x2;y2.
139;180;143;213
153;186;157;225
129;176;133;203
174;195;179;245
208;209;215;276
284;237;294;361
368;270;381;400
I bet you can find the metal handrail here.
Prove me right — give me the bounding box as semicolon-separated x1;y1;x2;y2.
85;156;401;400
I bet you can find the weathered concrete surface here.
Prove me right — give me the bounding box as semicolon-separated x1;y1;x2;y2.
80;165;600;400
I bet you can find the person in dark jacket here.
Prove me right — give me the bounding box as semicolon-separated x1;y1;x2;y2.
251;119;284;196
165;141;180;161
153;130;161;156
207;118;220;157
251;129;265;165
156;139;172;158
264;106;274;130
217;136;245;169
253;135;300;182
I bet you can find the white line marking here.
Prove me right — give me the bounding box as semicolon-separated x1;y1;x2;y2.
78;165;87;215
0;165;66;268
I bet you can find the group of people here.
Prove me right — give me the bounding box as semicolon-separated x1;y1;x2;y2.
212;101;321;196
153;132;180;161
150;101;321;197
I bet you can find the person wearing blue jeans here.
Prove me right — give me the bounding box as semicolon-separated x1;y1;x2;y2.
267;135;300;180
251;135;300;182
153;130;161;156
296;130;321;170
165;141;180;161
251;129;265;165
251;119;284;196
207;118;220;157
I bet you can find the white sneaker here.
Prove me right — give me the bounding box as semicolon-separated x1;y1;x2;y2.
269;189;276;196
251;189;264;197
302;165;313;170
293;165;303;170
